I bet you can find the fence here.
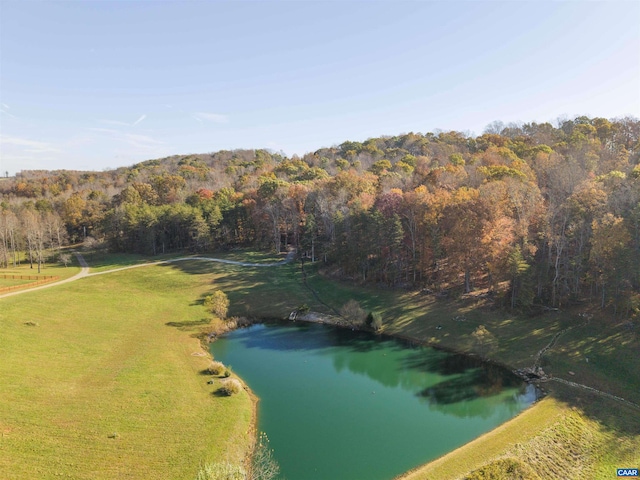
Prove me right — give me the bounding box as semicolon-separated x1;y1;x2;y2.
0;274;60;293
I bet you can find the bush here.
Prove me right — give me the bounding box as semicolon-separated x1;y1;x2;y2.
223;366;232;378
195;461;246;480
464;458;540;480
471;325;498;357
339;300;367;327
207;361;226;376
204;290;230;319
219;379;242;396
366;311;383;332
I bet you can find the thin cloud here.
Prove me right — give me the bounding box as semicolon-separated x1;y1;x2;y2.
0;105;17;119
0;135;60;153
192;112;229;124
132;114;147;126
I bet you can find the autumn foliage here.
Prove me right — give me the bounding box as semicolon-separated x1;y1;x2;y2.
2;116;640;315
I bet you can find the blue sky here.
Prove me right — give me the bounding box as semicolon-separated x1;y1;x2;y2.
1;1;639;175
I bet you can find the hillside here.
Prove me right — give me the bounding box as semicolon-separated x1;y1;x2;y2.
2;116;640;317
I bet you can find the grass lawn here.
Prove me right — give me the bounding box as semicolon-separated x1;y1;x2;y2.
0;277;34;287
199;248;286;265
0;262;252;480
83;251;178;273
0;257;81;281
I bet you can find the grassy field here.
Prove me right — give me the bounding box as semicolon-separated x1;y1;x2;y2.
0;260;252;480
0;277;35;287
0;255;81;281
84;249;286;274
2;251;639;479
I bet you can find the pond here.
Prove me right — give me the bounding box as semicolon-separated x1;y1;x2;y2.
210;322;538;480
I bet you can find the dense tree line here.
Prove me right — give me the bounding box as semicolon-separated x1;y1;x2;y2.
2;116;640;315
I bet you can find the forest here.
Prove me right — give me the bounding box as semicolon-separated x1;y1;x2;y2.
1;115;640;315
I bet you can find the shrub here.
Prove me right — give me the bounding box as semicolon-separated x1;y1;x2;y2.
339;300;366;327
195;461;246;480
204;290;230;319
219;379;242;396
464;458;540;480
471;325;498;357
223;366;232;378
366;311;383;332
207;361;226;376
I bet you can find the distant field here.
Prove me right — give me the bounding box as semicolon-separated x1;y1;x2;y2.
0;261;252;480
82;251;176;273
0;252;81;282
84;248;285;274
0;277;34;287
202;248;286;264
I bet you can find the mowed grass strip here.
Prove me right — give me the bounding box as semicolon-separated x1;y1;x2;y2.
0;263;252;480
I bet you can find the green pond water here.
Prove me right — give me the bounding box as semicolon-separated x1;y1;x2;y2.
210;322;538;480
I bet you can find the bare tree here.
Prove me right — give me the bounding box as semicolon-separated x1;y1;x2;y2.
250;432;280;480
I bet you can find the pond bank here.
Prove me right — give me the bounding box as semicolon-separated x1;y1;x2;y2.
210;320;536;480
208;306;638;480
290;310;545;393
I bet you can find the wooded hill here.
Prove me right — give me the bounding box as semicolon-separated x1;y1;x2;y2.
2;116;640;315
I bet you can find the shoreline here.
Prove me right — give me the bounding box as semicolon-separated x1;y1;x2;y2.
208;310;545;480
291;310;545;391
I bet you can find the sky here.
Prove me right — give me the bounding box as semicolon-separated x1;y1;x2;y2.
0;1;639;175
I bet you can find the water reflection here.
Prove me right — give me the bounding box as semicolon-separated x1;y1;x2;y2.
229;322;536;409
212;322;538;480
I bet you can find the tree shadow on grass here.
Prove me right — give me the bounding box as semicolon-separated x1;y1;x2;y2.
165;318;211;330
211;388;234;398
550;381;640;437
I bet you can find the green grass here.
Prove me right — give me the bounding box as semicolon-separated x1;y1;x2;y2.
0;277;34;287
84;251;178;273
167;261;325;319
200;248;286;264
0;262;252;480
0;256;81;281
84;249;285;274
